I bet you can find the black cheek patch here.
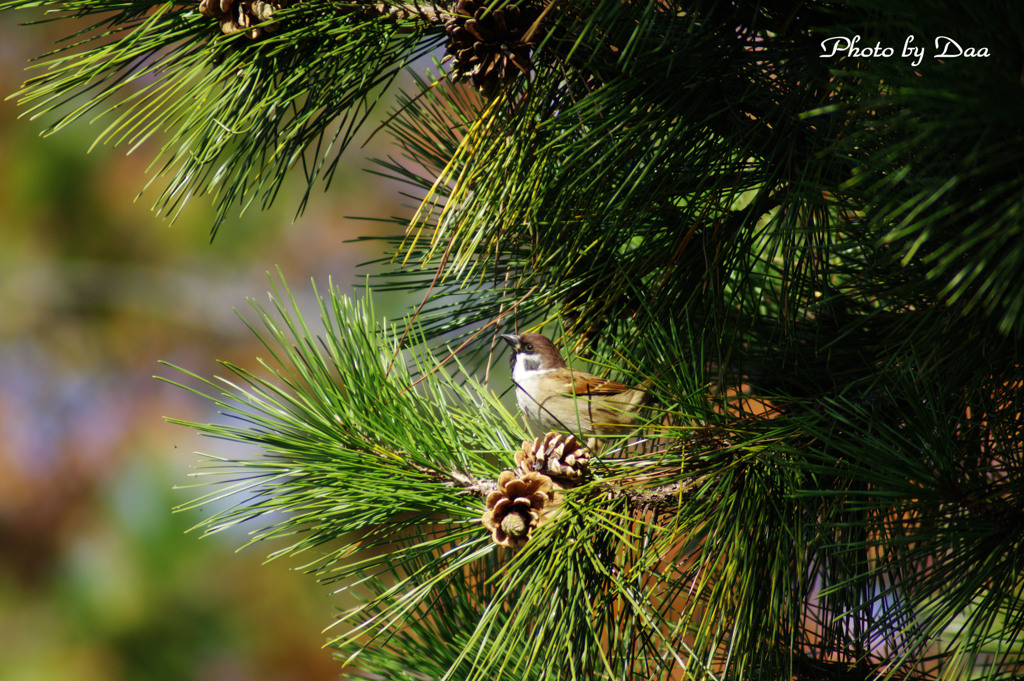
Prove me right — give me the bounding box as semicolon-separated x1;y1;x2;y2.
523;356;542;372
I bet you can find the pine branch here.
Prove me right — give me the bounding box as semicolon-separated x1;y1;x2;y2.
9;0;1022;677
158;270;1024;678
417;459;710;509
3;0;449;232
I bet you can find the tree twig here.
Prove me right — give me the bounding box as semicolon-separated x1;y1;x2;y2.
413;461;707;510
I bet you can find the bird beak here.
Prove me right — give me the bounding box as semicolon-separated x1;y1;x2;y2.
500;334;519;350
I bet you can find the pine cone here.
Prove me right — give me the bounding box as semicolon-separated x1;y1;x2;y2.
515;433;592;486
199;0;287;39
481;470;554;548
369;2;415;22
443;0;543;93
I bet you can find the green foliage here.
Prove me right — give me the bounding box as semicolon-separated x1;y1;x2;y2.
7;0;1024;678
160;275;1024;680
3;0;441;233
163;277;520;546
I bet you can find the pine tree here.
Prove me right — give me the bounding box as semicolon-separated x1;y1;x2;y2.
4;0;1023;678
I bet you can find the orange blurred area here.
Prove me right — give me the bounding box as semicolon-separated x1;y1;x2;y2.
0;11;409;680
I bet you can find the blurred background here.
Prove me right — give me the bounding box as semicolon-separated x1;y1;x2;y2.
0;11;409;681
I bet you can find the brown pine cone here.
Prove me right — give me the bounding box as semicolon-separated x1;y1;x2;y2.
481;470;554;548
515;433;592;486
443;0;544;93
199;0;287;40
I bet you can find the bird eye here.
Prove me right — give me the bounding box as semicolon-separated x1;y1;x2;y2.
524;343;534;352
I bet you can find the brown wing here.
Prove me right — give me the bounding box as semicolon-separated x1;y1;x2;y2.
569;373;632;396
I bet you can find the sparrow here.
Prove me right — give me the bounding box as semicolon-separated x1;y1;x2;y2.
501;333;650;439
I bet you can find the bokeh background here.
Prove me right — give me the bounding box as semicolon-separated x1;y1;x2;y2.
0;11;410;680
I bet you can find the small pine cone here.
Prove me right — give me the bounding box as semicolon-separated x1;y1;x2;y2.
371;2;413;22
515;433;592;486
199;0;234;18
481;470;553;548
443;0;544;93
251;0;283;31
200;0;287;39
